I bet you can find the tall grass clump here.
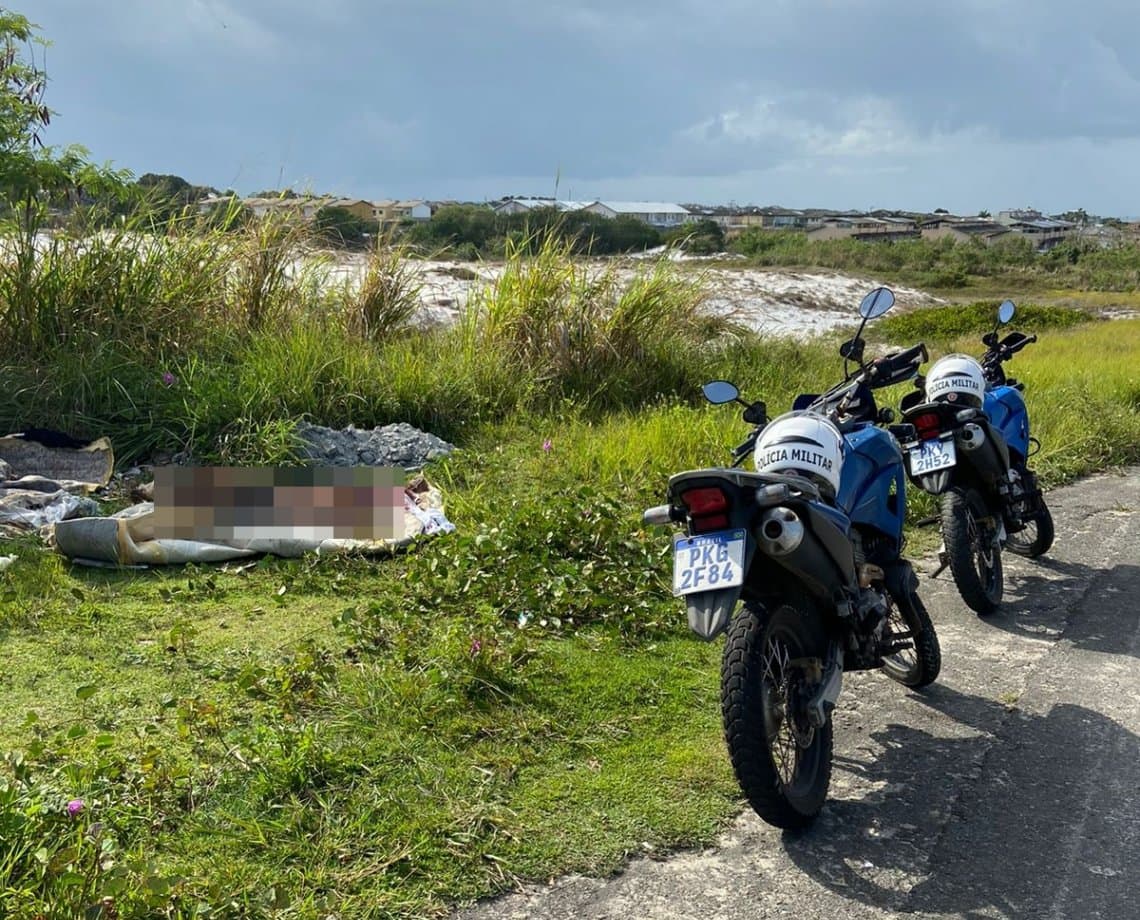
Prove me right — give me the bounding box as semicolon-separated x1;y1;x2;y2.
0;212;232;363
338;234;426;342
0;209;753;463
227;207;328;333
0;203;337;459
457;231;744;410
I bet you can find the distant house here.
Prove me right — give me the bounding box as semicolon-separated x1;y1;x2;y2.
580;201;691;228
325;199;377;222
807;214;918;242
921;217;1011;246
492;198;589;216
241;196;325;220
707;207;811;232
379;199;432;223
395;199;432;221
760;208;809;229
996;208;1046;226
1005;217;1075;251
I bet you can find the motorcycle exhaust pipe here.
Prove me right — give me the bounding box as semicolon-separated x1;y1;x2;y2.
759;506;804;556
960;422;986;451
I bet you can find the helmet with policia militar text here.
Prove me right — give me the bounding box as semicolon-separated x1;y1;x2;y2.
924;353;986;408
753;411;845;497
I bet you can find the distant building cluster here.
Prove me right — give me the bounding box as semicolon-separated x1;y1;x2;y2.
199;194;433;229
200;192;1139;251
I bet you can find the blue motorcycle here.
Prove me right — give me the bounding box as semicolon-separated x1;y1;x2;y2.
896;299;1052;615
643;286;941;829
979;301;1054;559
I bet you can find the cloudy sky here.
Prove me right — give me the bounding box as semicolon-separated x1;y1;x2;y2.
27;0;1140;215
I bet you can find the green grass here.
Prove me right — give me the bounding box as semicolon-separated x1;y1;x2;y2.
728;229;1140;295
876;299;1093;345
3;213;1140;917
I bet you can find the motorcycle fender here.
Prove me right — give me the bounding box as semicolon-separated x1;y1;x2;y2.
882;558;919;601
919;470;953;495
686;587;741;641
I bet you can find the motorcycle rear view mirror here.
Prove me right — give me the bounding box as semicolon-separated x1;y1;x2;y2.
702;380;741;405
859;286;896;319
998;299;1016;324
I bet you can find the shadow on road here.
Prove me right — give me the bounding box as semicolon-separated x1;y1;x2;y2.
980;560;1140;659
782;682;1140;918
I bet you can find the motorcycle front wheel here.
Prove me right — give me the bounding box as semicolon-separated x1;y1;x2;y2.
721;599;833;830
1006;500;1055;559
942;486;1003;616
880;584;942;688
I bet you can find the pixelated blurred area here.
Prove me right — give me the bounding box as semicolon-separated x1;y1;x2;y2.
151;466;406;542
2;422;458;566
48;467;455;566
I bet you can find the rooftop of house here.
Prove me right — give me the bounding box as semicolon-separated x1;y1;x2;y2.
494;198;591;211
588;201;691;214
1009;218;1075;230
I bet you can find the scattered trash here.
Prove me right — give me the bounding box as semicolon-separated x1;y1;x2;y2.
0;429;113;535
0;488;101;532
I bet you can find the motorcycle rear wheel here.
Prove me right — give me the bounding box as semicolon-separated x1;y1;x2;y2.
721;599;833;830
942;486;1003;616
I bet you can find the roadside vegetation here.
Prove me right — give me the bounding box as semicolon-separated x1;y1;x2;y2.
730;228;1140;295
4;9;1140;918
4;201;1140;915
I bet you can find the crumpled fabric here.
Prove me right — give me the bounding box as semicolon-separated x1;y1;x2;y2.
0;482;102;532
0;430;113;536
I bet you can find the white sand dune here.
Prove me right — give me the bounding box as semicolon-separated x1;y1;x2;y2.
325;251;945;337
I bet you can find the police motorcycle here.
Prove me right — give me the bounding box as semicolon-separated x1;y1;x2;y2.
642;286;941;829
895;299;1053;616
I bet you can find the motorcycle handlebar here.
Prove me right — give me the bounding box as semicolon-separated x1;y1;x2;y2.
987;332;1037;365
866;342;927;386
731;432;759;463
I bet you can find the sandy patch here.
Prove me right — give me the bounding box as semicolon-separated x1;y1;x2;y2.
325;251;946;338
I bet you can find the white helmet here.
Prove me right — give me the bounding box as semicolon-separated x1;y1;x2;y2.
754;411;845;496
925;354;986;408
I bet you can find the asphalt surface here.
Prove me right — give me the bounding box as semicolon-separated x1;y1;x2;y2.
454;467;1140;920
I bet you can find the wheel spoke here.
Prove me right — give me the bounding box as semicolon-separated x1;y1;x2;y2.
762;638;800;787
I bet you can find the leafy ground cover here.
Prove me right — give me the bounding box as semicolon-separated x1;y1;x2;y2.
3;214;1140;917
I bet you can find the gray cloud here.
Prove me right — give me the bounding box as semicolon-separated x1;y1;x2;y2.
27;0;1140;211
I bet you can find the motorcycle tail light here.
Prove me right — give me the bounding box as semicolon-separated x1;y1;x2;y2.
912;412;941;440
680;486;730;533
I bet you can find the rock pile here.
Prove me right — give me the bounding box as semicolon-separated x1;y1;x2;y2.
294;422;455;470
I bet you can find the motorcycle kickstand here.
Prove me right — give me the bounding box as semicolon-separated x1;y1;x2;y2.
927;543;950;579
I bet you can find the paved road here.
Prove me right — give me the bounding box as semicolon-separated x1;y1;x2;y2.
455;468;1140;920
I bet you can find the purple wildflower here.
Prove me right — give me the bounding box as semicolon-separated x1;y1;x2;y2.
161;371;176;387
542;438;552;453
67;798;84;817
469;638;483;657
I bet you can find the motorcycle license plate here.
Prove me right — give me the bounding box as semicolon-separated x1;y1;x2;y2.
672;529;746;596
909;438;956;475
